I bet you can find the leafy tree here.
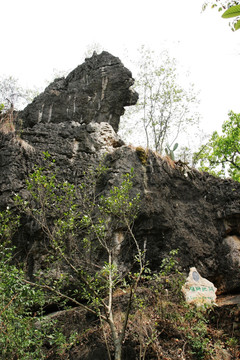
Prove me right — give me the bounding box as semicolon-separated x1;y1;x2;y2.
120;46;199;154
0;250;50;359
15;154;144;360
194;111;240;181
0;209;69;359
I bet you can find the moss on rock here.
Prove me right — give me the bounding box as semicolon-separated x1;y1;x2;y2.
136;146;148;166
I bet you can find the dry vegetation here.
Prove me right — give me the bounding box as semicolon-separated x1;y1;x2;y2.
46;277;240;360
0;110;34;152
128;144;177;170
0;110;15;134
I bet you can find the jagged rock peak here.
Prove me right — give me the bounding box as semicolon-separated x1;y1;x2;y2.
19;51;138;132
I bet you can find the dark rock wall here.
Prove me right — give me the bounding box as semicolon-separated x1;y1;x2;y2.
20;51;138;132
1;52;240;295
104;147;240;293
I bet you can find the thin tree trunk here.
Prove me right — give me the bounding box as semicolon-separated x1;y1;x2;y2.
114;340;122;360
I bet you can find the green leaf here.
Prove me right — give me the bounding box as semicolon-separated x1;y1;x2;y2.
222;5;240;19
234;19;240;30
173;143;178;151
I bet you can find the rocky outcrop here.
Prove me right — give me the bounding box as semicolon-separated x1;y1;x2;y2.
102;147;240;294
0;51;134;206
20;51;138;132
1;51;240;297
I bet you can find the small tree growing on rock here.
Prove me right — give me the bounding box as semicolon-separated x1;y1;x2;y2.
15;153;144;360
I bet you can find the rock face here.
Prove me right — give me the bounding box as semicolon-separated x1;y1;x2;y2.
1;51;240;296
20;51;138;132
103;147;240;294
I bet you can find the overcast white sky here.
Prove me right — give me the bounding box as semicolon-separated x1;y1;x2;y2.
1;0;240;136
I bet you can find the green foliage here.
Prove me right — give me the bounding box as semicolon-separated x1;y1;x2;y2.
14;155;142;360
226;336;239;357
150;249;185;301
181;306;213;359
0;208;20;246
203;1;240;30
0;210;65;359
0;254;74;358
1;203;238;358
222;4;240;29
165;143;178;160
128;249;185;359
194;111;240;181
202;0;239;12
99;170;140;222
0;256;45;359
15;155;140;279
128;244;237;360
15;154;104;262
226;336;238;347
159;249;180;275
222;3;240;17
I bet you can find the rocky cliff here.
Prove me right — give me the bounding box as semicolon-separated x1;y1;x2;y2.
1;51;240;297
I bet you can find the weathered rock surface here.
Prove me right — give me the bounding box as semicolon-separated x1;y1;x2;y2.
1;51;240;297
20;51;138;132
103;147;240;294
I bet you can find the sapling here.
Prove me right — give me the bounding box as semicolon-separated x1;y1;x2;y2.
15;155;144;360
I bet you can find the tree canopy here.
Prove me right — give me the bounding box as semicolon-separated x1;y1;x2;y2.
194;111;240;181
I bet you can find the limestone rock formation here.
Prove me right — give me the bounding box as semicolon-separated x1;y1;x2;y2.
20;51;138;132
1;51;240;298
103;147;240;294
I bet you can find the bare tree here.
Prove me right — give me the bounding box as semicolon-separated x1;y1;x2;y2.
0;75;38;111
120;47;199;154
